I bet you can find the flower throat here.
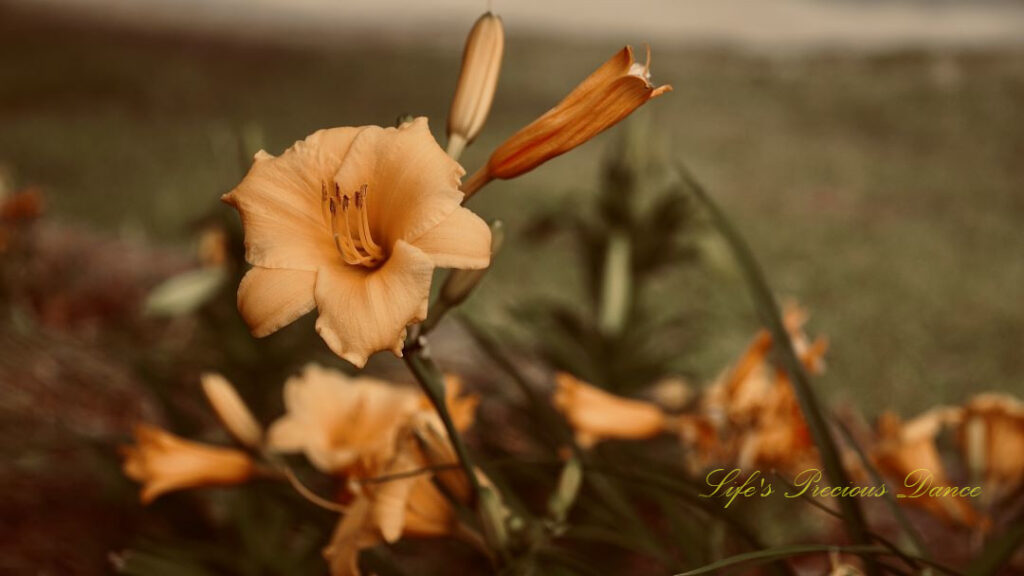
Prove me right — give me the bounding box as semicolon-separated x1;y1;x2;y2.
322;182;384;268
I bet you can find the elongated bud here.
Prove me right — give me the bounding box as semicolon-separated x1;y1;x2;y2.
201;373;263;449
447;12;504;159
462;45;670;199
121;425;254;504
440;220;504;306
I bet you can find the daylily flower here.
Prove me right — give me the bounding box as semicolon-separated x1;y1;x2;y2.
201;373;263;449
553;372;667;448
224;117;492;367
873;407;981;526
267;364;421;474
959;393;1024;503
462;45;671;198
699;305;828;473
447;12;504;158
324;413;477;576
703;304;827;426
121;425;254;504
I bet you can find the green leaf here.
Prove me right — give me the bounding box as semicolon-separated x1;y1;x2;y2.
965;519;1024;576
678;163;877;571
673;545;888;576
144;267;227;317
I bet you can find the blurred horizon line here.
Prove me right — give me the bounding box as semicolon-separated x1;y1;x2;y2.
7;0;1024;53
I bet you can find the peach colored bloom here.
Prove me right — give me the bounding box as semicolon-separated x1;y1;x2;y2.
324;413;475;576
553;372;667;448
447;12;504;158
224;118;491;367
959;393;1024;502
121;425;254;504
462;45;671;198
266;364;421;474
201;373;263;449
419;374;480;433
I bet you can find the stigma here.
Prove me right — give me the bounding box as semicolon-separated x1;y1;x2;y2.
321;182;385;267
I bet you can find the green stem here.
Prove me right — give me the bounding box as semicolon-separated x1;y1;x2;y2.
402;337;481;505
679;164;879;573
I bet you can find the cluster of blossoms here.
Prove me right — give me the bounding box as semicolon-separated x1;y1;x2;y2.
123;367;484;576
548;305;826;474
548;304;1024;530
122;10;671;575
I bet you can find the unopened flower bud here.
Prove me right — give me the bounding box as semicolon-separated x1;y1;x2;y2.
201;373;263;449
447;12;504;159
553;372;667;449
121;425;254;504
462;45;671;198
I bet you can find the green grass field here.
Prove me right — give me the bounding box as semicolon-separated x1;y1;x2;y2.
2;14;1022;414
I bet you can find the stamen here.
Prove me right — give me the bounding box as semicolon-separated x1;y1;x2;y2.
354;185;383;259
323;180;383;267
320;182;330;227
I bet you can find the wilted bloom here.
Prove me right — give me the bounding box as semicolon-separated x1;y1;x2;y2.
735;381;816;473
703;304;827;426
267;364;420;474
121;425;254;504
873;407;980;526
462;45;671;198
553;372;667;448
699;305;828;473
447;12;504;158
224;118;491;367
201;373;263;449
959;393;1024;502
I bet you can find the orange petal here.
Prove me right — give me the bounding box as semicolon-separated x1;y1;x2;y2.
410;206;492;270
237;266;317;337
485;46;671;181
324;495;378;576
224;127;365;271
314;241;434;367
333;118;465;249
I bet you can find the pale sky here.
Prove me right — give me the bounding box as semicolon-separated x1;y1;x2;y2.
14;0;1024;51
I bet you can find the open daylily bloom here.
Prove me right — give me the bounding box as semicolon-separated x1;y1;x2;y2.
224;117;492;367
324;413;477;576
324;473;463;576
267;364;421;474
553;372;667;448
121;425;254;504
462;45;671;198
959;393;1024;503
201;373;263;449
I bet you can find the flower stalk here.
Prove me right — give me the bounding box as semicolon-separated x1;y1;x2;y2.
402;337;481;506
678;163;879;575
